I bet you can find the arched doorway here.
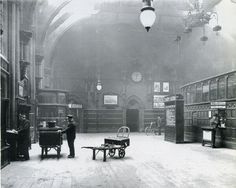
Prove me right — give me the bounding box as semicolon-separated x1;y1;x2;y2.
126;108;139;132
126;96;144;132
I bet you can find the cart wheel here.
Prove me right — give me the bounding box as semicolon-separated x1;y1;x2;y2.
108;149;116;157
118;148;125;158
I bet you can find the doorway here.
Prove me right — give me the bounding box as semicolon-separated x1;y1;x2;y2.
126;109;139;132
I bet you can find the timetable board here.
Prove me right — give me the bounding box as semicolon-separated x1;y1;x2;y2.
166;106;175;126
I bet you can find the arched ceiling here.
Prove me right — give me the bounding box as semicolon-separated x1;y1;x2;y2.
34;0;236;89
35;0;234;65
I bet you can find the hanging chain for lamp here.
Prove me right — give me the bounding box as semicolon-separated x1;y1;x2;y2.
200;25;208;45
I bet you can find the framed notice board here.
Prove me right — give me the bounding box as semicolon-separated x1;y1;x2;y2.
164;94;184;143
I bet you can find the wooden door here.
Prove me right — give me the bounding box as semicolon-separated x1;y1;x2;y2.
126;109;139;132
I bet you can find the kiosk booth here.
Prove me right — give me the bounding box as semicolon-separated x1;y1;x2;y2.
164;94;184;143
202;102;226;148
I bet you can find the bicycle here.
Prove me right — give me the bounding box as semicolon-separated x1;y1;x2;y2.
145;122;160;136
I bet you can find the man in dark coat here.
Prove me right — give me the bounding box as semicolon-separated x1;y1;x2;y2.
156;116;162;135
62;115;76;158
210;114;219;129
17;114;30;160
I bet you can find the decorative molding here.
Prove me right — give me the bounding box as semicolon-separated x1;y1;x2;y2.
35;54;44;64
20;30;32;43
20;60;30;80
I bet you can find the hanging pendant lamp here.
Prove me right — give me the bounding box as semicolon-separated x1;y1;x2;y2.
140;0;156;32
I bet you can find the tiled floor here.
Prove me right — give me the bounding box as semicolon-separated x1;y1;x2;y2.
1;133;236;188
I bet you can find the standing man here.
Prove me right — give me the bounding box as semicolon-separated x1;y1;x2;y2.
156;116;162;135
209;113;219;148
62;115;76;158
210;114;219;129
17;114;30;160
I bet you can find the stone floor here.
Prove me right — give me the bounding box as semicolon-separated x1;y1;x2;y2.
1;133;236;188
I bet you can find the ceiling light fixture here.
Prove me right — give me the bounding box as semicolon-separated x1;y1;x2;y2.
96;80;102;91
140;0;156;32
210;12;222;35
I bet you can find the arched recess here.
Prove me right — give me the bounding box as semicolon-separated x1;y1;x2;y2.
42;1;100;67
39;0;72;43
126;95;145;132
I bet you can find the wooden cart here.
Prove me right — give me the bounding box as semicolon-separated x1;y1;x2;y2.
82;126;130;162
39;127;63;159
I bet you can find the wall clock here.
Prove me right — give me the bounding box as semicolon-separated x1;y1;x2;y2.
131;72;142;82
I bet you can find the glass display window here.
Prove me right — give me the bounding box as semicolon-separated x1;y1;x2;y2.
202;81;209;102
196;83;202;103
227;74;236;99
218;77;226;99
210;79;217;100
58;92;66;104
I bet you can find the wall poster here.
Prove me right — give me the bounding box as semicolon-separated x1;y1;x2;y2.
153;95;166;108
154;82;161;92
103;95;118;105
166;106;175;126
163;82;169;92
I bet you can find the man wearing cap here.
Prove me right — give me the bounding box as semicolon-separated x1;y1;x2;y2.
61;115;76;158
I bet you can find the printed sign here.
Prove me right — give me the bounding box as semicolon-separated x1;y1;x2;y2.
153;95;166;108
211;101;226;109
68;104;83;109
163;82;169;92
166;107;176;126
154;82;161;92
203;130;212;141
104;95;118;105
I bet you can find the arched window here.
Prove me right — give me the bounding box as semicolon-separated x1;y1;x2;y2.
218;77;225;99
190;85;196;103
227;74;236;99
196;83;202;103
210;79;217;100
202;81;209;102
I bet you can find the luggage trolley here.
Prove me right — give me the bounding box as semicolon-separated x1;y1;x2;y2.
82;126;130;161
104;126;130;158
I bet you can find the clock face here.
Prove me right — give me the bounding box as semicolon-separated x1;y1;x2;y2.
131;72;142;82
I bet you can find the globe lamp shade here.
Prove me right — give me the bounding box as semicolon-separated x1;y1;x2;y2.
96;82;102;91
140;7;156;32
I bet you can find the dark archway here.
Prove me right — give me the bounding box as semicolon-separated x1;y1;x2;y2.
126;96;145;132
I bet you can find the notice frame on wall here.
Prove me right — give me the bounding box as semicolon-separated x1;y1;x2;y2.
163;82;169;92
154;82;161;92
166;105;176;126
103;94;118;105
153;95;166;108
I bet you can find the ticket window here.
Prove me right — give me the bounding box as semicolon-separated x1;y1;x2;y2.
208;109;227;128
218;109;226;128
